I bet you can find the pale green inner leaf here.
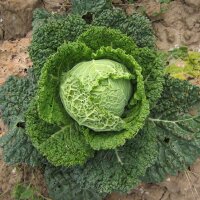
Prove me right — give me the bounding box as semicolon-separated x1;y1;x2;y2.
60;59;133;132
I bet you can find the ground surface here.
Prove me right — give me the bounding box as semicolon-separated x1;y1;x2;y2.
0;0;200;200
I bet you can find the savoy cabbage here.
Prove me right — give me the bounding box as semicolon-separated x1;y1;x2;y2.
26;26;159;166
0;2;200;200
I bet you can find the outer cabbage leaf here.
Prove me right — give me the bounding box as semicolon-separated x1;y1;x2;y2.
29;12;88;78
0;69;37;126
78;27;164;109
93;9;155;48
71;0;112;16
0;68;44;166
44;123;157;196
84;46;149;149
26;100;59;147
37;42;92;126
0;116;44;167
78;26;137;53
72;122;157;194
132;48;165;108
31;9;52;31
45;165;106;200
39;124;94;166
29;8;155;79
143;77;200;183
26;99;94;167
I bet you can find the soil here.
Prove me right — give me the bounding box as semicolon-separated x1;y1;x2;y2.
0;32;32;85
108;159;200;200
152;0;200;51
0;0;200;200
115;0;200;51
0;0;42;40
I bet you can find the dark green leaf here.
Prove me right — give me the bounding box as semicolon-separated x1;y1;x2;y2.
37;42;92;126
0;116;44;167
71;0;112;16
143;77;200;183
0;69;37;126
45;165;106;200
93;9;155;48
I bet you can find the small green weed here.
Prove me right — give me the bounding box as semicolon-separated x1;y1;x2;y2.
11;183;49;200
152;7;168;17
12;184;38;200
169;46;188;59
165;49;200;80
159;0;172;3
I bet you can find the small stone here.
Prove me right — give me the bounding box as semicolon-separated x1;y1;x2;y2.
184;0;200;7
166;29;175;43
184;31;192;41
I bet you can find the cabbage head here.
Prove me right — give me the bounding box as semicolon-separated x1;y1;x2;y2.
60;59;133;132
26;26;163;167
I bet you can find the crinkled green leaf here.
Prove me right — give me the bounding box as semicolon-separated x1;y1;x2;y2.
26;99;94;167
44;123;157;197
72;122;157;193
31;9;52;31
71;0;112;16
84;46;149;149
45;165;106;200
26;100;59;147
0;116;44;167
143;77;200;183
93;9;155;48
29;12;89;78
0;69;44;166
60;59;132;132
29;8;155;79
78;27;164;109
39;124;94;166
132;48;165;108
168;46;188;60
38;42;92;126
0;69;37;126
78;26;137;53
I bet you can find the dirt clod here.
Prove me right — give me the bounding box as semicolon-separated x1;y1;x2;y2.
0;0;41;40
152;1;200;51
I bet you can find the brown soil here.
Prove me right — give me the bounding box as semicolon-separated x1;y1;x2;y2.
0;1;200;200
152;0;200;51
0;32;32;85
108;159;200;200
115;0;200;51
0;0;42;40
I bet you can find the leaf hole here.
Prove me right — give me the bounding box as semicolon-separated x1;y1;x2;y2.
16;122;25;129
82;13;93;24
164;137;170;143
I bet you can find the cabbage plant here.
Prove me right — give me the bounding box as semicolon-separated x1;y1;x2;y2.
26;26;154;166
1;5;200;200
